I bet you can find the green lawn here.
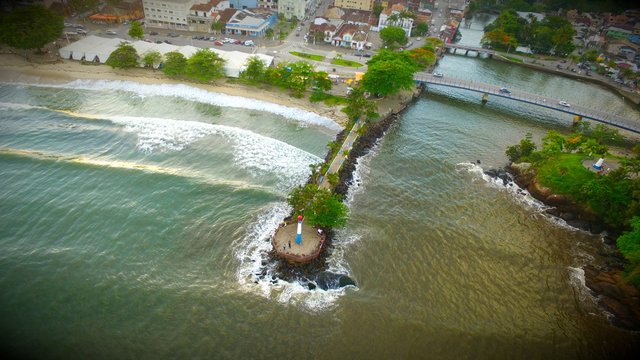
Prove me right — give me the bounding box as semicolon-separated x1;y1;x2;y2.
331;59;363;67
535;153;596;197
290;51;324;61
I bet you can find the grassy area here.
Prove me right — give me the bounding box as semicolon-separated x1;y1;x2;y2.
535;153;596;197
331;59;363;67
309;90;348;106
502;55;524;63
290;51;324;61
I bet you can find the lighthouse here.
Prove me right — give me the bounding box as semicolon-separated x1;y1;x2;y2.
295;214;303;245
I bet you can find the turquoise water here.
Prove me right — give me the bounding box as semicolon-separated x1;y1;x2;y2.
1;18;640;357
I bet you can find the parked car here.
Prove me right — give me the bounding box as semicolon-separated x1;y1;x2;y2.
76;28;87;34
213;40;223;46
149;31;159;35
432;72;444;77
499;87;511;94
244;40;254;46
209;36;216;41
558;100;571;107
168;32;179;37
105;30;117;35
163;40;172;44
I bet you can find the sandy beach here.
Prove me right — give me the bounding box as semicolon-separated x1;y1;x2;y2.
0;53;349;127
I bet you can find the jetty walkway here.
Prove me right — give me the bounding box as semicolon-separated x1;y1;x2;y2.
415;72;640;134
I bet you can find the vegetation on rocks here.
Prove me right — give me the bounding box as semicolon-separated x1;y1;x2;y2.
287;184;348;229
507;123;640;286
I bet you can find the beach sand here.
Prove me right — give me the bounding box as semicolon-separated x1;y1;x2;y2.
0;53;349;127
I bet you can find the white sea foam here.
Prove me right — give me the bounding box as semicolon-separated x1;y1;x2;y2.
20;79;342;131
456;162;597;233
344;142;379;206
234;203;352;311
568;266;599;304
0;102;45;111
65;113;320;189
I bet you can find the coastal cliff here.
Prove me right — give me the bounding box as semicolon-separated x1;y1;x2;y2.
506;162;640;330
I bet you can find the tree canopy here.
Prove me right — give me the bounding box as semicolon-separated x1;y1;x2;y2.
185;49;226;82
106;43;139;69
162;51;187;77
128;20;144;40
142;51;162;68
287;184;349;228
361;50;418;97
482;10;575;56
0;5;63;50
380;26;408;49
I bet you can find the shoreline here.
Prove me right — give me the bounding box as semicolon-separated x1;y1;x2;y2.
0;53;350;127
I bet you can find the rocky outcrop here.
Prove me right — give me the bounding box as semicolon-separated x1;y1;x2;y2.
507;162;640;330
507;162;602;235
584;266;640;331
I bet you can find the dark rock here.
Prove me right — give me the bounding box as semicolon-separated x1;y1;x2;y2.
599;282;626;301
565;219;591;231
589;222;604;234
338;275;357;288
559;212;576;221
307;282;316;290
484;169;498;177
545;194;567;206
545;208;560;217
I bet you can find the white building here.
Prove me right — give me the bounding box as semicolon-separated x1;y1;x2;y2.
188;0;230;33
377;4;414;37
143;0;193;30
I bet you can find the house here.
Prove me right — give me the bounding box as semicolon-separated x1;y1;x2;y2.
332;23;369;49
607;26;633;40
257;0;277;10
188;0;229;32
228;0;258;9
309;17;341;43
377;3;414;37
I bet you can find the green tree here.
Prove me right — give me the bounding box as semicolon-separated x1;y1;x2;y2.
617;216;640;286
505;133;536;162
414;22;429;37
211;20;225;34
185;49;226;82
240;56;267;82
311;71;332;92
142;51;162;68
128;20;144;40
162;51;187;77
288;183;319;214
265;28;274;39
0;5;63;51
380;26;408;49
481;28;518;51
373;3;384;18
361;51;418;97
304;189;349;228
106;42;139;69
342;86;378;121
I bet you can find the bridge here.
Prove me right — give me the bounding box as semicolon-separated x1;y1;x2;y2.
444;43;500;58
414;72;640;134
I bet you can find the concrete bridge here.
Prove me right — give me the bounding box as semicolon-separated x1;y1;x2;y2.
414;72;640;134
444;43;499;58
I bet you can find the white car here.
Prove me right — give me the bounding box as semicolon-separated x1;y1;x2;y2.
433;72;444;77
558;100;571;107
106;30;117;35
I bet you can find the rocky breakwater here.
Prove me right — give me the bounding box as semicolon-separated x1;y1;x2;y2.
506;162;640;330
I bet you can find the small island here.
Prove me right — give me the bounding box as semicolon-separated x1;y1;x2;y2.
271;216;325;264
